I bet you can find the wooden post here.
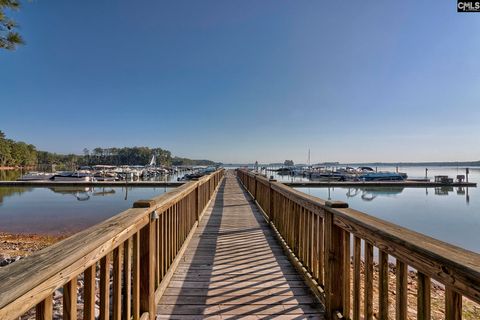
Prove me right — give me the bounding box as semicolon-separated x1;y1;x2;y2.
196;185;200;221
364;242;374;320
140;220;155;320
63;280;77;320
445;287;462;320
417;273;431;320
35;295;53;320
378;251;389;320
100;255;110;320
113;244;122;320
84;265;96;320
269;178;276;219
324;201;348;319
396;260;408;320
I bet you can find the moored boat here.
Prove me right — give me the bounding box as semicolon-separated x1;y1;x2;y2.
358;172;405;181
18;172;55;181
51;171;93;182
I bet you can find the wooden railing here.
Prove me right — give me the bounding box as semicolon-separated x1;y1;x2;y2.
0;169;224;320
237;169;480;320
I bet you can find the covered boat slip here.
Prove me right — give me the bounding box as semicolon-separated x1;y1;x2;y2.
157;170;324;318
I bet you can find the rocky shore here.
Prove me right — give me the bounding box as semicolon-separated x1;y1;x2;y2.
0;232;66;262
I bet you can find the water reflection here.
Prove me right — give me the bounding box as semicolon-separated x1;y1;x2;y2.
346;186;404;202
0;186;33;204
297;185;479;252
0;186;171;235
320;185;472;203
48;186;118;201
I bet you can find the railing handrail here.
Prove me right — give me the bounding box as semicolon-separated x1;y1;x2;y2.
238;169;480;304
0;169;224;319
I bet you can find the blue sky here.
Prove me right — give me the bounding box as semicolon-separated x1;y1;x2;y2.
1;1;479;163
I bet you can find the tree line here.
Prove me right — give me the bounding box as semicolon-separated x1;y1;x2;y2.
1;130;218;169
0;131;37;167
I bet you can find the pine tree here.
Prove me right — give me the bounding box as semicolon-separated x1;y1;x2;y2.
0;0;24;50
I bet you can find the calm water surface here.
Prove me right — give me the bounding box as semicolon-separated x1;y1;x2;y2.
292;166;480;253
1;166;479;253
0;186;171;235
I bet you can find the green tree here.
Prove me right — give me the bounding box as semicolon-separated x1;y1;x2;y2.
0;138;11;166
0;0;24;50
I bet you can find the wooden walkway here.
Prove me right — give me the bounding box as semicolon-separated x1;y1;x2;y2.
157;171;325;319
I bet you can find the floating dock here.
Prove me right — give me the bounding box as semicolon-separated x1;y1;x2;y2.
0;180;186;187
283;180;477;187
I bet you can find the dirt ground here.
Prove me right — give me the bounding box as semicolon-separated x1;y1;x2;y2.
0;232;67;257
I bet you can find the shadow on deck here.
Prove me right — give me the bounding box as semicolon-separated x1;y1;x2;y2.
157;171;325;319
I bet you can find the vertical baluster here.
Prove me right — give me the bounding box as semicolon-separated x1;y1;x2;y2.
318;215;324;285
324;207;345;319
84;264;96;320
165;208;170;269
177;201;180;253
133;232;140;320
396;260;408;320
140;221;155;320
353;236;361;320
155;216;160;285
303;207;307;263
124;238;132;320
63;279;77;320
100;255;110;320
417;272;430;320
343;231;351;319
174;203;178;257
159;211;164;279
113;244;123;320
36;295;53;320
445;287;462;320
169;207;173;266
379;250;389;320
164;209;168;275
305;210;312;272
312;214;318;281
365;242;373;320
300;206;304;262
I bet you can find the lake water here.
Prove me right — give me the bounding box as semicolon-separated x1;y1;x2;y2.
289;166;480;253
1;166;479;254
0;186;171;235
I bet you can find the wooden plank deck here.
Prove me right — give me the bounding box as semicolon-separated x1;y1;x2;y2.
157;171;325;319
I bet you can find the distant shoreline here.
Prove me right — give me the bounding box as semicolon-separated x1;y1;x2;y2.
225;161;480;167
0;166;35;171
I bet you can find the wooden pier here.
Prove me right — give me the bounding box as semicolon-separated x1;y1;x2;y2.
157;171;324;318
0;168;479;320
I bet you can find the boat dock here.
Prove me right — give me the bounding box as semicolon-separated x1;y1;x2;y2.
0;180;185;187
0;169;479;320
283;180;477;187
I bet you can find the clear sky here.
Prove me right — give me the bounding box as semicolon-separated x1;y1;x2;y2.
1;1;479;164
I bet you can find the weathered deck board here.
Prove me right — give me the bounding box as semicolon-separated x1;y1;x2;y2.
157;171;325;319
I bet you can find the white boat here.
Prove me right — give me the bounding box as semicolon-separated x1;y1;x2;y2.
52;171;93;182
18;172;55;181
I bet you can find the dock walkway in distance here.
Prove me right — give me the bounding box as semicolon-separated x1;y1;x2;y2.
157;170;325;319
